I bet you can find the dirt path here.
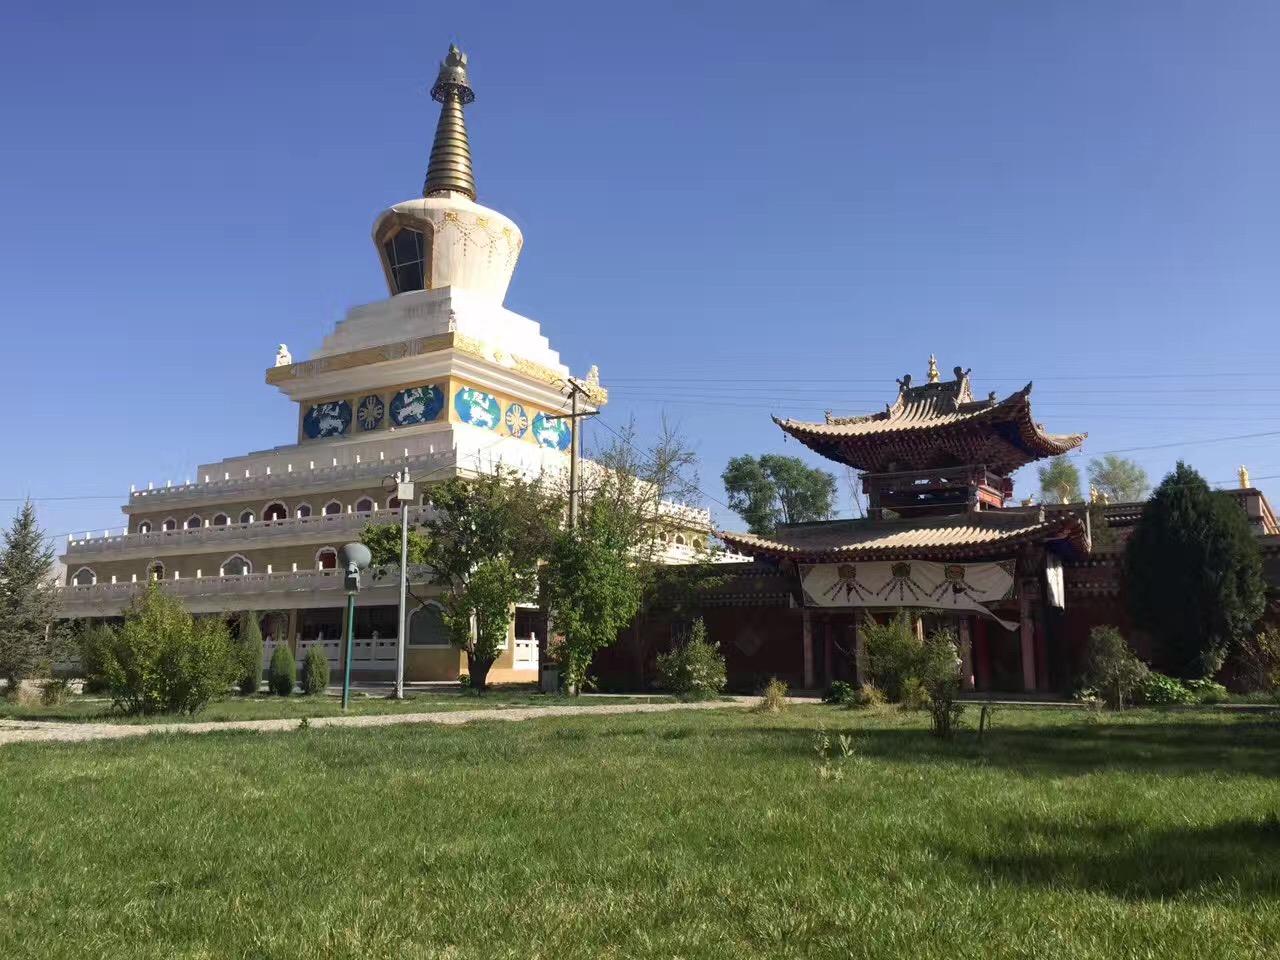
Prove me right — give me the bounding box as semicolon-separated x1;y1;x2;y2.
0;698;757;747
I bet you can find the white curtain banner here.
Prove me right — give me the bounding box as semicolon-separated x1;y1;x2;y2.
1045;554;1065;609
800;559;1017;618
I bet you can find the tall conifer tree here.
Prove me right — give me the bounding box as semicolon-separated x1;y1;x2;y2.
0;500;61;685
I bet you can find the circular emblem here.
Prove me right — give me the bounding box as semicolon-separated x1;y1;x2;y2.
532;412;572;451
454;387;501;430
356;394;385;431
303;400;352;440
504;402;529;438
390;385;444;427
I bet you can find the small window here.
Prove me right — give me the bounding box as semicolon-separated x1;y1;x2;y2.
221;554;251;577
185;515;202;530
674;534;687;546
161;518;177;532
212;513;230;526
72;567;96;586
316;547;338;570
137;521;152;534
382;228;426;294
296;503;312;519
240;510;255;524
323;501;342;516
263;502;287;522
355;497;375;513
146;560;165;581
409;603;450;646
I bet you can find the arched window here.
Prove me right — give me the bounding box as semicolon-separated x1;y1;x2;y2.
355;497;375;513
161;518;177;532
212;513;230;526
220;554;251;577
185;515;202;530
295;503;312;519
137;521;152;534
72;567;96;586
323;501;342;516
146;560;165;581
381;227;429;294
263;502;287;522
240;510;255;524
316;547;338;571
674;534;687;546
408;602;450;646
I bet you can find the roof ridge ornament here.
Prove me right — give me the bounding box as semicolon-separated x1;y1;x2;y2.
424;44;477;200
1240;464;1251;489
927;355;940;383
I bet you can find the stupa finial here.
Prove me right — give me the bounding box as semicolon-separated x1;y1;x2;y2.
1240;464;1251;489
424;44;477;200
927;354;940;383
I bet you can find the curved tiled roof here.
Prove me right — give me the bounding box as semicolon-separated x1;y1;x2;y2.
775;375;1085;474
719;510;1089;562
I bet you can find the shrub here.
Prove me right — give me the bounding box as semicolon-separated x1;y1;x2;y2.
77;622;116;694
899;677;930;712
1138;671;1196;705
300;646;329;695
458;672;472;691
756;677;788;713
40;677;71;706
851;682;886;708
1083;625;1148;708
655;619;727;699
1186;677;1229;704
98;584;237;715
1234;626;1280;693
823;680;857;705
268;645;296;697
860;612;921;702
234;613;263;695
918;627;965;738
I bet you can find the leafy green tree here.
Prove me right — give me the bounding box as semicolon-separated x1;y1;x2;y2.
1088;455;1149;503
1124;462;1265;677
1082;625;1148;708
722;454;836;534
1037;455;1082;504
234;612;263;695
0;500;63;687
364;470;557;691
268;644;296;696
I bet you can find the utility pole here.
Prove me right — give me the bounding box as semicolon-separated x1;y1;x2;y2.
547;377;597;530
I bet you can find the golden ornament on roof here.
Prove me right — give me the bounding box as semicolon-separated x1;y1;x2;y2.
927;354;940;383
1239;465;1251;489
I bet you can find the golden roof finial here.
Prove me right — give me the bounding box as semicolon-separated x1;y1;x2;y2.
927;354;940;383
1239;464;1251;489
1089;484;1099;504
424;44;477;200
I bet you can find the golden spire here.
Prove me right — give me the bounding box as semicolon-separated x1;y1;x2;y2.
927;354;940;383
424;44;476;200
1089;484;1100;503
1239;464;1251;489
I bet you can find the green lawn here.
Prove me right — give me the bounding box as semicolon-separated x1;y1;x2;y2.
0;689;673;724
2;706;1279;959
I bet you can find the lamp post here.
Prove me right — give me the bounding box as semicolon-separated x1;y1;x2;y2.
393;469;415;700
339;542;372;711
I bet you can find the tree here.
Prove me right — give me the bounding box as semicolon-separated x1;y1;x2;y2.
363;469;557;691
1037;456;1082;504
543;421;702;692
722;454;836;535
0;500;62;688
1124;461;1265;677
234;612;263;695
1088;455;1149;503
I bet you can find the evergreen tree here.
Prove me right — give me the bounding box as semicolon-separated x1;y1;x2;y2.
1124;462;1265;677
0;500;61;686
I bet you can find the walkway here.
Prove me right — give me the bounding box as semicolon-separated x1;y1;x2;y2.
0;697;756;747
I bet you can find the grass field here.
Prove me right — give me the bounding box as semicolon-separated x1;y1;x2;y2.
2;705;1279;959
0;689;672;725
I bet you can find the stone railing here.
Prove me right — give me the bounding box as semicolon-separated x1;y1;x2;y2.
66;506;431;559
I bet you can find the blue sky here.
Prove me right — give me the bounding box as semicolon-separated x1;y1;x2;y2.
4;0;1280;541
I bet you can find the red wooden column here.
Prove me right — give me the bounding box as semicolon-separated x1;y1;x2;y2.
958;616;975;690
974;617;991;691
802;608;815;689
823;618;835;686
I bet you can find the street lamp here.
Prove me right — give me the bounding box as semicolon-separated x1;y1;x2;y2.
339;542;372;711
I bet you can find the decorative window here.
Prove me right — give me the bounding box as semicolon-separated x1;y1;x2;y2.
263;502;287;522
146;560;165;581
161;518;177;532
387;494;406;509
185;515;202;530
137;521;152;534
295;503;312;519
220;554;251;577
674;534;687;546
408;602;450;646
240;510;255;524
323;501;342;516
382;228;427;294
212;513;230;526
355;497;375;513
72;567;96;586
316;547;339;570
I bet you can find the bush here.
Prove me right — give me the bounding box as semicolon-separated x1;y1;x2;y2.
77;622;116;694
851;682;886;708
1186;677;1229;704
655;619;727;699
98;584;237;715
918;627;965;738
268;645;296;697
40;677;71;706
861;612;921;702
1234;626;1280;693
756;677;788;713
1138;671;1196;705
300;646;329;695
1083;625;1149;708
899;676;931;711
234;613;263;695
823;680;857;705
